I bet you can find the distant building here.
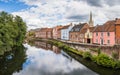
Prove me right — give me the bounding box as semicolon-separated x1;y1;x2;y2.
80;27;95;44
93;18;120;45
69;23;89;42
61;23;74;40
35;28;53;39
115;18;120;44
53;26;64;39
47;28;53;39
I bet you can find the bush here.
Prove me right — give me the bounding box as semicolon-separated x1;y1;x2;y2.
96;54;116;68
91;55;97;62
97;48;101;55
116;60;120;69
83;51;92;59
112;52;118;60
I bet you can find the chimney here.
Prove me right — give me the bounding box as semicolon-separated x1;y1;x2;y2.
115;18;118;21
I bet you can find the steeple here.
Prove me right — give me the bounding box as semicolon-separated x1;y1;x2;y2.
89;11;94;27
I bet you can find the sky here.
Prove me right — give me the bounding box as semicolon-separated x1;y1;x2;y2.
0;0;120;30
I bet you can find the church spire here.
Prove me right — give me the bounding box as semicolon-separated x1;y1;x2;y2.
89;11;94;27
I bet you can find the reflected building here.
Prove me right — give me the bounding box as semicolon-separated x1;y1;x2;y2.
34;41;61;54
52;46;61;54
34;41;53;50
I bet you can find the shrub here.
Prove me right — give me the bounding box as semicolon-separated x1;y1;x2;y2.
96;54;116;68
91;55;97;62
83;51;92;59
97;48;101;55
116;60;120;69
112;52;118;60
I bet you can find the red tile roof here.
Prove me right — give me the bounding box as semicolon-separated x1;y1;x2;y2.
93;20;115;32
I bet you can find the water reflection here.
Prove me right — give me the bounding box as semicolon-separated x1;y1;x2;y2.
12;41;98;75
0;45;27;75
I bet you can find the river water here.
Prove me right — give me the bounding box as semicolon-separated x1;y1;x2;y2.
0;41;120;75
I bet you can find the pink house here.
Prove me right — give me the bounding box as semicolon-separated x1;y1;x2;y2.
93;20;116;46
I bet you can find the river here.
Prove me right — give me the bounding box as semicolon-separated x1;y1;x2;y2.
0;41;120;75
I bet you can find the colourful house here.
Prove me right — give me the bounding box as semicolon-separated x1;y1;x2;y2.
69;23;89;42
84;27;95;43
61;23;73;40
52;26;64;39
93;20;117;46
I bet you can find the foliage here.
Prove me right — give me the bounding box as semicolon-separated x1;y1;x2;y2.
112;52;118;60
96;54;116;68
0;11;27;55
89;48;98;52
83;51;92;59
48;40;120;69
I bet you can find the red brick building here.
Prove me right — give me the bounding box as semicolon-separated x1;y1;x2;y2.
35;28;53;39
115;19;120;44
69;23;89;42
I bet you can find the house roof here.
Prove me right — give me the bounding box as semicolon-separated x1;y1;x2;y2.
70;23;87;32
89;27;95;32
61;25;70;29
93;20;115;32
80;28;87;34
80;27;95;34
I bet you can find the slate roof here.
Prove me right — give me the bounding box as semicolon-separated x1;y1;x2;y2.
70;23;87;32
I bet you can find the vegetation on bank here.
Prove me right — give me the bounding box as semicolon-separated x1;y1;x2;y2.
0;11;27;55
48;40;120;69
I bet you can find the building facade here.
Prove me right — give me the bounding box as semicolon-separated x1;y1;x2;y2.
115;19;120;44
53;26;63;39
84;27;95;43
93;20;116;46
69;23;89;42
61;23;73;40
35;28;53;39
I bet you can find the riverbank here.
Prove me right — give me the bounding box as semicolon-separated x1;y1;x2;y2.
28;38;120;69
46;39;120;69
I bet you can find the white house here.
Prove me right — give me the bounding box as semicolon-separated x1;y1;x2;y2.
61;23;73;40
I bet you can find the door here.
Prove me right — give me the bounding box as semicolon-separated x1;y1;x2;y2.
101;39;103;45
87;39;91;43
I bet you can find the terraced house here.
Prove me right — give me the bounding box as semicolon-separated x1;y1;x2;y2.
61;23;73;40
93;18;120;46
35;28;53;39
69;23;89;42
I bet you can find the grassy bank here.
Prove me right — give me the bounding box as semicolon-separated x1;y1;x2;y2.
48;40;120;69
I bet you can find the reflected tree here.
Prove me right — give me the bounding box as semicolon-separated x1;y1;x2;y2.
0;45;27;75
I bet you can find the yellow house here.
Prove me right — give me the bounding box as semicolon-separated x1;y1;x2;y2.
85;27;95;43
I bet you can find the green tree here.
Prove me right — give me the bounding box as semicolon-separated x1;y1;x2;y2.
0;11;27;55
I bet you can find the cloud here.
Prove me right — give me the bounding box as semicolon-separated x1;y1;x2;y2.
12;0;120;30
13;44;97;75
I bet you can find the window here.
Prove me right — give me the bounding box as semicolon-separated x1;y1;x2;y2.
107;32;110;36
108;40;110;44
101;32;103;36
96;32;98;36
96;39;98;43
